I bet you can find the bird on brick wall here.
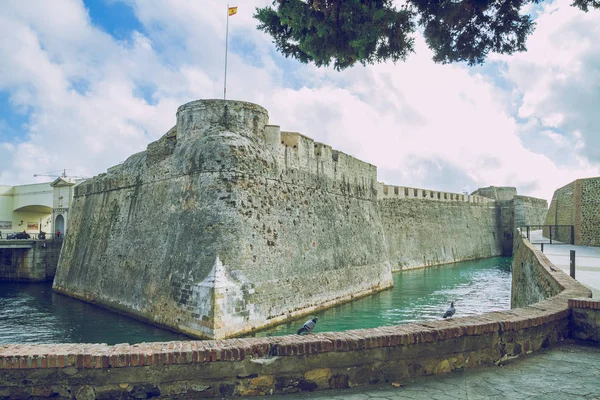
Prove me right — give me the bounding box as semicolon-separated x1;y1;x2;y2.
442;302;456;318
297;317;318;335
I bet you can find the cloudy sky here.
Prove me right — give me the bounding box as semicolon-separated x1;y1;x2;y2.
0;0;598;202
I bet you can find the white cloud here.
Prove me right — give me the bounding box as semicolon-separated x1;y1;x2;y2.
0;0;598;203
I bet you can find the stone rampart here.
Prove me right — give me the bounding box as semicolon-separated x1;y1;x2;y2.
376;184;502;270
378;198;499;270
1;235;590;399
544;181;576;243
377;184;493;204
471;186;517;201
54;100;391;340
53;99;546;340
469;187;548;255
513;195;548;227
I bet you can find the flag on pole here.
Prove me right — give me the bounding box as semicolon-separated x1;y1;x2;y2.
228;6;237;16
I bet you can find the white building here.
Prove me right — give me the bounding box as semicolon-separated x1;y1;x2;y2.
0;177;84;239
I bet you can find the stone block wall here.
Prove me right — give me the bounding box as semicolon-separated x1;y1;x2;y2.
511;233;567;308
513;195;548;227
54;100;393;340
377;183;494;204
0;241;62;281
544;181;576;243
379;199;500;271
579;178;600;246
471;186;517;201
569;298;600;342
468;186;548;256
545;177;600;246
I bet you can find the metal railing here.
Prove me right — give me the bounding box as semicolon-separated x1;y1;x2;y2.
518;225;574;245
0;232;64;241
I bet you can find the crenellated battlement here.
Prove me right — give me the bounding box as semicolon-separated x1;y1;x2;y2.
377;183;495;204
262;126;377;199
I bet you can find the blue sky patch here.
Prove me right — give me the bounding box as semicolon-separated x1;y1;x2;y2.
0;92;29;142
83;0;144;41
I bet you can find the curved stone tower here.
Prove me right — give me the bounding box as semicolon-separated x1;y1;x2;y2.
54;99;393;339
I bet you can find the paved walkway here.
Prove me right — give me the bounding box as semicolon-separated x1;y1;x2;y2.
529;230;600;297
253;341;600;400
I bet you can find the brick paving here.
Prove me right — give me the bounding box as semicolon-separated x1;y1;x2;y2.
254;341;600;400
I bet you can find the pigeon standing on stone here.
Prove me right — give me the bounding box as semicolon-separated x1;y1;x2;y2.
442;302;456;318
297;317;318;335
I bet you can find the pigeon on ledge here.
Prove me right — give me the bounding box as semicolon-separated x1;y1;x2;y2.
442;302;456;319
297;317;318;335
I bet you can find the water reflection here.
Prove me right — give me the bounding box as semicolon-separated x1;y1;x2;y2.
248;257;512;337
0;282;189;345
0;257;511;344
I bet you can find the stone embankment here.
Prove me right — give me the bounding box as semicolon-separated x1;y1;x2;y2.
0;240;61;281
0;234;592;399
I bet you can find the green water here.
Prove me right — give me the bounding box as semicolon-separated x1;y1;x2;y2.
247;257;512;337
0;282;189;345
0;257;511;344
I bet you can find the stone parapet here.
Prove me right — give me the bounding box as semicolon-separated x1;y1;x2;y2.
569;298;600;342
377;183;494;204
0;302;582;398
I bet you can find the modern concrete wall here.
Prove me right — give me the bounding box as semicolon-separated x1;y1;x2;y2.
0;235;590;399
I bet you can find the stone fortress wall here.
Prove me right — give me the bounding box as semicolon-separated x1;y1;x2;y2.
54;100;546;340
377;185;499;270
472;186;548;256
545;177;600;246
54;100;393;341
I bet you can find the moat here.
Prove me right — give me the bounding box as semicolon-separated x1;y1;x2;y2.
0;257;511;345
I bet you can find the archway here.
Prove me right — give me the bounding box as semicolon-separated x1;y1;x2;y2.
55;215;65;237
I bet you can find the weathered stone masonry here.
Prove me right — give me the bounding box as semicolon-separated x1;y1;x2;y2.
54;100;394;341
472;186;548;256
53;99;547;340
545;177;600;246
0;240;62;281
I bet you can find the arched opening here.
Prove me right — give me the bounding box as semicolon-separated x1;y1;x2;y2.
55;215;65;237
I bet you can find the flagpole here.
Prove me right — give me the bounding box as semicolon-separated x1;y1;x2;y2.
224;4;229;100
